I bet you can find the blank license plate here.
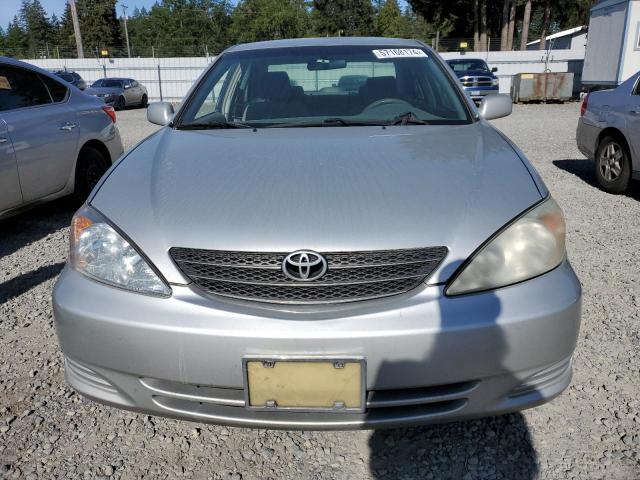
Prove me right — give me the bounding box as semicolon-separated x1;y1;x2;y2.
244;358;365;412
470;90;481;96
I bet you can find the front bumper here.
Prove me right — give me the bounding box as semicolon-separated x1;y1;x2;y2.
53;261;581;430
463;86;499;102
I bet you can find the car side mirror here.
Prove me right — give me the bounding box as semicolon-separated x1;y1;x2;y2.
147;102;175;126
124;84;131;89
478;94;512;120
491;67;498;73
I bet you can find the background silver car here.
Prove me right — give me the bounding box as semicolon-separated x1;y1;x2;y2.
577;70;640;194
86;77;149;111
0;57;124;219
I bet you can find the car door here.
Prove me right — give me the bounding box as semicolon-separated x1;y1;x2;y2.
0;116;22;212
0;64;79;202
131;81;143;104
123;79;137;104
627;76;640;166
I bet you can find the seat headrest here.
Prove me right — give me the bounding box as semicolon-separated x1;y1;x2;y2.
258;71;293;101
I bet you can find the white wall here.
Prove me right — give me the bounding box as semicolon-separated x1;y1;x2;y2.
440;49;586;95
24;56;215;102
23;49;586;101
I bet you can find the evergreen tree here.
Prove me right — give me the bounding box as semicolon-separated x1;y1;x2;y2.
312;0;375;37
5;16;28;57
19;0;53;56
56;1;77;56
76;0;123;54
377;0;405;37
231;0;309;43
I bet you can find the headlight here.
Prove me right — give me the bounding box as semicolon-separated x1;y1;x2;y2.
70;206;171;296
492;78;499;87
446;197;565;296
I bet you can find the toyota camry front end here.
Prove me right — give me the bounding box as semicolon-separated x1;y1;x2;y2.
52;38;581;430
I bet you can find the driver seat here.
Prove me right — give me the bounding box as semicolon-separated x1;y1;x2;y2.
358;76;399;106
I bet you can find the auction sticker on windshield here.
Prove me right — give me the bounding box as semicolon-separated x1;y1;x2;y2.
372;49;427;59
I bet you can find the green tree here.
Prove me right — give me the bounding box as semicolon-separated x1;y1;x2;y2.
76;0;122;54
4;16;28;57
377;0;405;37
56;2;77;56
126;1;231;56
19;0;53;56
312;0;375;37
231;0;309;43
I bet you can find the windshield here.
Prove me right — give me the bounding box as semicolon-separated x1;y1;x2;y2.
96;79;123;88
178;45;471;129
447;60;490;73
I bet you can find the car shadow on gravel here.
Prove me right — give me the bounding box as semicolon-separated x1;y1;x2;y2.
553;159;640;201
367;277;538;479
0;197;76;259
0;262;65;305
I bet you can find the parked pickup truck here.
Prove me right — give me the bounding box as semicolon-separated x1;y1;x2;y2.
446;58;499;103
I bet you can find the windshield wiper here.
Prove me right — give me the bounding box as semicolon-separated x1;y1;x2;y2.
177;121;251;130
269;118;387;128
389;111;430;126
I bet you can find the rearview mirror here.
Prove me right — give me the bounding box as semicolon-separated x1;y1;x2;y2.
491;67;498;73
307;59;347;71
478;94;512;120
147;102;175;126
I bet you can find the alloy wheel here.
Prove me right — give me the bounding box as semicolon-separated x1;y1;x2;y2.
598;142;623;181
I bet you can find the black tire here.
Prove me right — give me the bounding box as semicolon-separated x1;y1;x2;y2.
74;146;109;203
115;95;125;111
595;135;631;194
140;94;148;108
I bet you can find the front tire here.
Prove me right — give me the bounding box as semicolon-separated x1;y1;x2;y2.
141;94;148;108
114;95;125;111
595;136;631;194
74;146;109;203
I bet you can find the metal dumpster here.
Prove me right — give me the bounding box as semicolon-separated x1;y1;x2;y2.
511;72;575;103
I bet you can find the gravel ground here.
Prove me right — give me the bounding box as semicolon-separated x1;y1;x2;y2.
1;104;639;480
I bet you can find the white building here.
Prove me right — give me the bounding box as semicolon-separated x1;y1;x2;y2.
527;26;588;51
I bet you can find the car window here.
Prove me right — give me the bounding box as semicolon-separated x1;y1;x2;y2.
180;45;470;128
57;73;74;83
41;75;69;102
103;79;124;88
634;78;640;95
447;60;490;72
92;79;103;87
0;65;52;112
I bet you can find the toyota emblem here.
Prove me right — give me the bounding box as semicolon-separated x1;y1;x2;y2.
282;250;328;281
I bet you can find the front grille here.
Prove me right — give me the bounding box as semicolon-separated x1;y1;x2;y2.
170;247;447;304
461;76;493;87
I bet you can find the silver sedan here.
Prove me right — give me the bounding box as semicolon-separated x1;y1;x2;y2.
577;71;640;194
53;38;581;430
0;57;123;219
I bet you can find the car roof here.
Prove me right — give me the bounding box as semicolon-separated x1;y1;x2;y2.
446;58;487;62
225;37;427;53
99;77;131;82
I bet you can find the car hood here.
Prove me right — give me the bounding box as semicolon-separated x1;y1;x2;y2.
454;70;494;78
86;87;121;95
92;123;543;285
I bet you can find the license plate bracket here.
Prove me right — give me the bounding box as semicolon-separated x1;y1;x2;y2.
243;357;366;413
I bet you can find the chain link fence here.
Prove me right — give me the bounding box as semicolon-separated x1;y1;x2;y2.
3;36;545;60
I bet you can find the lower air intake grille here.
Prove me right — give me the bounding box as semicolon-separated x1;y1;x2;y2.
170;247;447;304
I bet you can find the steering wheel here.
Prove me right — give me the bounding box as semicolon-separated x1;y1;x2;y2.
363;98;411;112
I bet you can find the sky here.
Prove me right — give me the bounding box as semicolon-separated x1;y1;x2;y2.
1;0;409;31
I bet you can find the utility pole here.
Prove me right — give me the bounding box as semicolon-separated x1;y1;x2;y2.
122;4;131;58
69;0;84;59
